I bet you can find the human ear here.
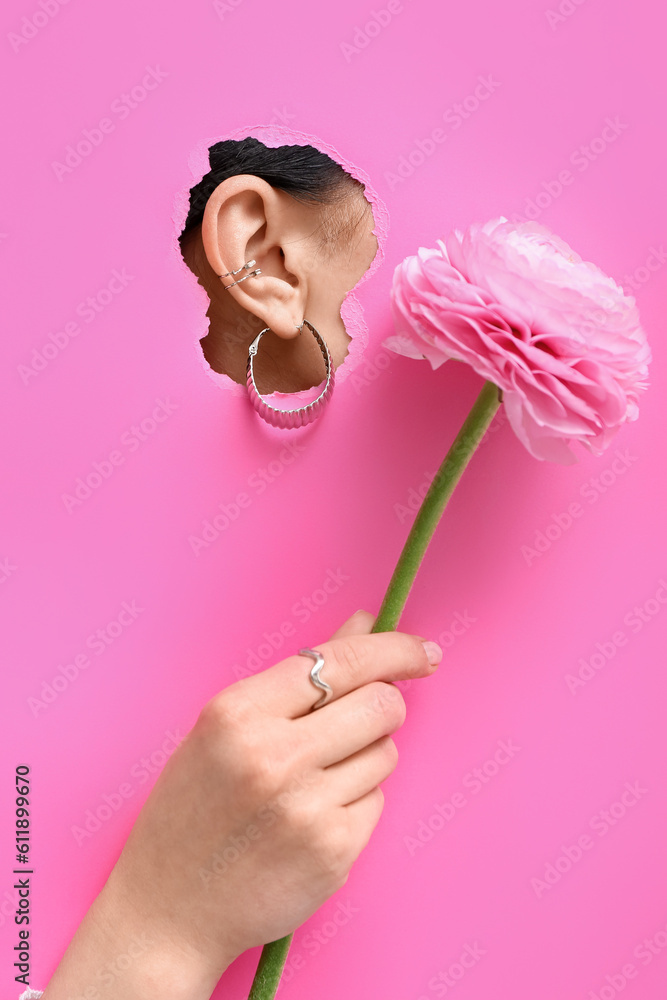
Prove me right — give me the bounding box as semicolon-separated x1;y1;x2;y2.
200;174;309;340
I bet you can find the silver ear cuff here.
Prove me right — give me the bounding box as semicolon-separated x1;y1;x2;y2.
219;259;262;289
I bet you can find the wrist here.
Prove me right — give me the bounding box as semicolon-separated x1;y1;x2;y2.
99;867;239;997
42;870;236;1000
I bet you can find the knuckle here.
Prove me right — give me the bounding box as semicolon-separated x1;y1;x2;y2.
378;735;399;770
333;867;351;891
351;609;375;629
367;682;406;726
402;632;429;673
242;736;299;802
241;753;284;801
315;824;351;879
285;798;320;837
198;693;289;799
265;766;309;817
197;696;223;730
365;786;385;821
199;687;253;731
331;636;369;682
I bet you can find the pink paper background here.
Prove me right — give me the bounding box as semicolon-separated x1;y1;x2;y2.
2;1;666;998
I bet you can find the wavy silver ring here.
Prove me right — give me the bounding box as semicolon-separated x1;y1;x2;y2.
299;647;333;711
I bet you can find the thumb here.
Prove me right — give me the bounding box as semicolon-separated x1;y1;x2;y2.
328;608;376;640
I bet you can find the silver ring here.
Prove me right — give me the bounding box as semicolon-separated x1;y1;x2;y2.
299;647;333;711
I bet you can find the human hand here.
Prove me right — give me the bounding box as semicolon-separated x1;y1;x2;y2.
42;609;442;1000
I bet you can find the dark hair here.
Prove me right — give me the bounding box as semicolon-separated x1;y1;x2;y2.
179;136;362;243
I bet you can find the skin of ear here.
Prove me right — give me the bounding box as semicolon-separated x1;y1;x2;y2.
180;175;378;394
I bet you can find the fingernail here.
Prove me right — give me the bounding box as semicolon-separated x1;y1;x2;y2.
421;640;443;667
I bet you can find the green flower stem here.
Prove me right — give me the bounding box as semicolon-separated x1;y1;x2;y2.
372;379;502;634
246;380;501;1000
248;935;293;1000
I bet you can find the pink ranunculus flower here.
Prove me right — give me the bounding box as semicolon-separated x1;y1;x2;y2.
383;217;651;463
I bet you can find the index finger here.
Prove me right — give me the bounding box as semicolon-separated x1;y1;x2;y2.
239;629;441;718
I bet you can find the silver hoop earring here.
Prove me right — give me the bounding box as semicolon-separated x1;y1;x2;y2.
246;320;335;429
219;259;262;289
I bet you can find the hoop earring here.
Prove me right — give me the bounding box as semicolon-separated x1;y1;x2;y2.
246;320;335;429
219;259;262;289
